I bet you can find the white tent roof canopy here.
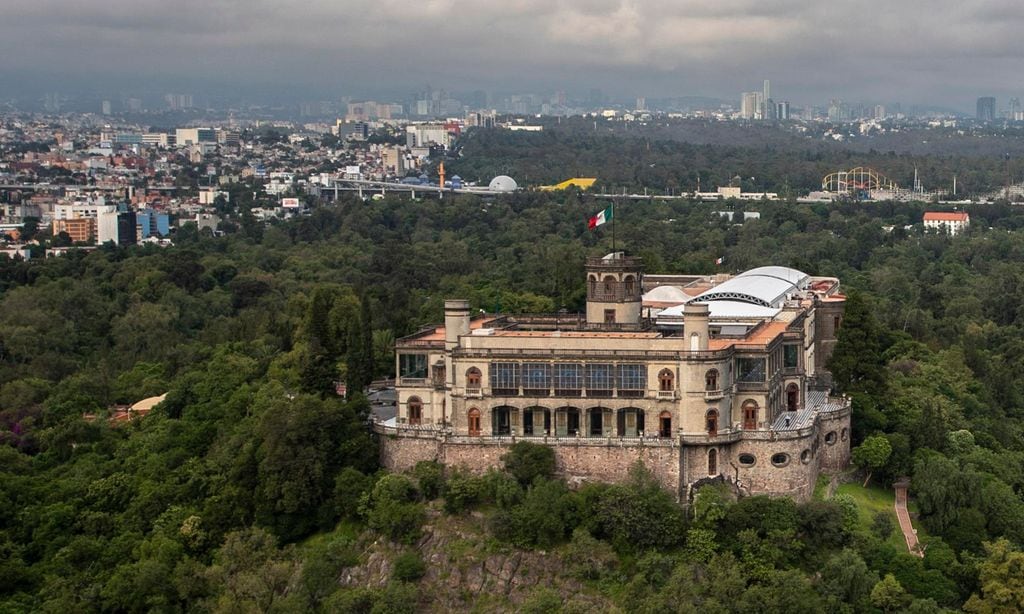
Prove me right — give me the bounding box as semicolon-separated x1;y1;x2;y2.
690;266;809;308
737;266;810;289
659;300;780;320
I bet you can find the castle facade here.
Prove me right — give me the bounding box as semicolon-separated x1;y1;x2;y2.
377;254;851;500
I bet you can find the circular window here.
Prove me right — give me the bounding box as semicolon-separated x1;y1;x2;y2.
771;453;790;467
738;453;756;467
841;428;849;442
825;431;837;445
800;449;811;464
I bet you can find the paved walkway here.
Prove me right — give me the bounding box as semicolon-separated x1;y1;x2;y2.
894;482;923;557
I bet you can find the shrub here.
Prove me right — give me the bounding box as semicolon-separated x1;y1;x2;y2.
363;475;425;544
502;442;556;486
563;528;618;580
872;510;895;540
586;463;685;552
323;587;377;613
392;551;426;582
334;467;373;520
412;461;445;500
492;478;578;548
442;471;484;514
371;581;418;614
520;587;563;614
486;470;524;509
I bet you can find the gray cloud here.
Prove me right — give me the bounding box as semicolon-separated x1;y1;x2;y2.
2;0;1022;108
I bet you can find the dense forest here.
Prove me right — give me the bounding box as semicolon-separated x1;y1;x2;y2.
449;124;1024;197
4;187;1024;610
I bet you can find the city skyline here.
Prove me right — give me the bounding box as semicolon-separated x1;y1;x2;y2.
3;1;1024;112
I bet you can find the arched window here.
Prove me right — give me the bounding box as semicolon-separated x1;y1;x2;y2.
705;369;719;391
588;407;606;437
658;368;674;392
466;367;482;389
408;396;422;426
658;411;672;438
742;400;758;430
467;408;481;436
557;407;581;437
492;406;514;436
786;383;799;411
603;275;616;295
706;409;719;436
588;274;597;295
624;275;635;296
708;448;718;475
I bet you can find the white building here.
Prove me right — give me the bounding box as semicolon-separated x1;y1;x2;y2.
406;124;451;149
923;212;970;236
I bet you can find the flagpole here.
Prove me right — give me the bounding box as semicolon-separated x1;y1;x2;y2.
606;201;614;251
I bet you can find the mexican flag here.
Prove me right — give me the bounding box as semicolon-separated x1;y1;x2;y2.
588;205;613;229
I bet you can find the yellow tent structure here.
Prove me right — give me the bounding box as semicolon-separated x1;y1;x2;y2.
539;177;597;191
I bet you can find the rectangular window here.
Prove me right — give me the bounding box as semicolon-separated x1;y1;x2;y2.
616;364;646;397
783;344;799;369
399;353;428;379
736;357;766;383
604;309;616;323
586;363;615;396
554;363;583;396
490;362;519;395
521;363;551;396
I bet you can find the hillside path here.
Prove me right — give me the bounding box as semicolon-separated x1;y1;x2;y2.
894;482;923;557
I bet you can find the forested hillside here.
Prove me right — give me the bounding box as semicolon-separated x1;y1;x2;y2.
449;124;1024;197
3;192;1024;611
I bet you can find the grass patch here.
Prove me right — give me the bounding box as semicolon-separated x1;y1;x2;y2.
300;518;364;549
835;482;926;551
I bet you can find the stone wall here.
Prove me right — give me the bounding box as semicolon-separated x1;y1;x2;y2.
378;419;848;502
817;409;852;472
551;443;679;492
379;433;682;495
378;434;441;472
727;435;819;500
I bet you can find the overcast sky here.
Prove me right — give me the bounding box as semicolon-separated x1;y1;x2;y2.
2;0;1023;109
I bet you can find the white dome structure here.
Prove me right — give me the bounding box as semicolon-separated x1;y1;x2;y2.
488;175;518;192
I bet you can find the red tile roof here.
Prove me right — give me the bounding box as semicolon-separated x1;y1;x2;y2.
923;212;969;222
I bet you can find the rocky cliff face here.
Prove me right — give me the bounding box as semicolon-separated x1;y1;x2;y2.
340;508;610;612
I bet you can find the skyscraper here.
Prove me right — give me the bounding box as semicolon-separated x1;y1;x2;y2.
1009;98;1022;121
977;97;996;122
740;92;759;119
762;80;771;119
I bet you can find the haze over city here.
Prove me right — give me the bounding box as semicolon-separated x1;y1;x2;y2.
3;0;1024;110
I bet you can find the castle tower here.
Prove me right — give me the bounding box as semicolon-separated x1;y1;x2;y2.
585;252;643;325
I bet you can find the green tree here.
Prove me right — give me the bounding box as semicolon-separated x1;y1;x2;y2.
871;573;910;612
362;475;425;544
818;549;878;613
252;384;355;541
828;290;889;439
964;539;1024;614
852;434;893;486
502;441;556;486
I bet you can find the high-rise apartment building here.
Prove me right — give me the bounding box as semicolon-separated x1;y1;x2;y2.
740;92;759;119
1009;98;1022;121
977;97;996;122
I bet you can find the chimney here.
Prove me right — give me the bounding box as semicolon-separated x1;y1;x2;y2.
444;299;471;348
684;302;710;351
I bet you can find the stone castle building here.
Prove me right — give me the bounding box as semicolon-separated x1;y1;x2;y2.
376;254;851;500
